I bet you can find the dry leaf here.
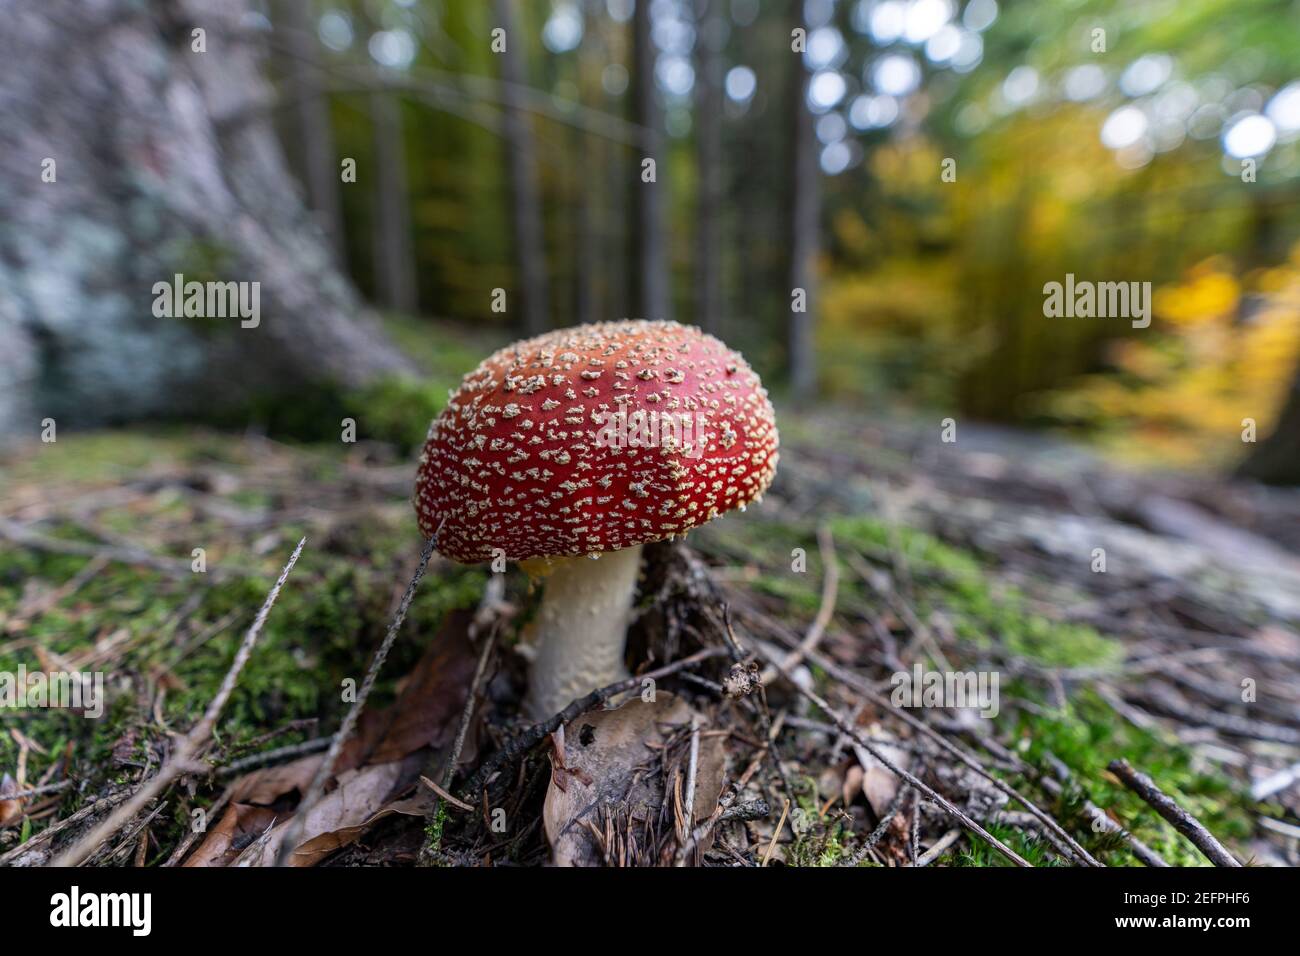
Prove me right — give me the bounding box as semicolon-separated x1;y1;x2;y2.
183;612;477;866
350;610;479;766
234;760;407;867
853;724;909;818
183;803;279;867
842;763;864;807
0;773;23;827
228;754;325;806
542;693;725;867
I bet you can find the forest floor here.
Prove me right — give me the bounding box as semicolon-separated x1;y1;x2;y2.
3;325;1300;868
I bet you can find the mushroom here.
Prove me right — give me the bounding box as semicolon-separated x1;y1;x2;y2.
414;320;778;718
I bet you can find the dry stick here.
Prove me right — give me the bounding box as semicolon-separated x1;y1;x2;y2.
847;784;912;865
273;535;437;867
914;828;962;867
681;715;702;842
0;792;133;867
761;799;792;867
459;646;730;802
1252;760;1300;801
1;779;73;803
0;517;236;582
427;573;509;822
218;736;332;776
1036;751;1169;868
762;524;839;682
422;621;501;857
757;648;1033;867
791;641;1102;867
48;538;306;868
721;606;794;800
162;786;233;867
1108;759;1241;867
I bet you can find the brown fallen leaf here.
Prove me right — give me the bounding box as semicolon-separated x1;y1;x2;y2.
0;773;24;827
228;754;325;806
360;610;480;766
233;759;409;866
181;612;479;866
853;724;909;818
543;693;725;867
842;762;864;807
183;803;279;867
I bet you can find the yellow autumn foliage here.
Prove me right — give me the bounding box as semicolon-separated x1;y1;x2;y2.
1041;245;1300;467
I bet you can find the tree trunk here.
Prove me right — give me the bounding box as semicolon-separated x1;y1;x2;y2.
0;0;411;441
575;3;601;325
693;0;725;335
632;0;671;322
370;87;418;314
494;0;549;336
1239;373;1300;485
786;6;819;400
276;0;345;264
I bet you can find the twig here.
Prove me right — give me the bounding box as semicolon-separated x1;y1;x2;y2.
681;715;702;842
722;606;794;800
1107;759;1241;867
914;828;961;867
420;776;474;812
161;787;233;867
756;646;1033;867
0;778;73;803
48;538;306;867
780;638;1102;866
0;791;132;867
273;535;437;867
848;784;911;865
217;736;332;776
1037;751;1169;868
421;618;501;859
1252;760;1300;801
459;646;729;802
761;799;791;867
0;517;236;581
762;525;839;682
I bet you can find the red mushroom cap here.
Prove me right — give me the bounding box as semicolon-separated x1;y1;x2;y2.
414;320;779;563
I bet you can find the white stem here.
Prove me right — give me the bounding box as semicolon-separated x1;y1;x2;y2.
524;544;642;719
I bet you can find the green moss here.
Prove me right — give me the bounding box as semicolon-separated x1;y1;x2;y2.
1013;688;1254;867
0;459;485;850
785;777;852;867
951;824;1071;867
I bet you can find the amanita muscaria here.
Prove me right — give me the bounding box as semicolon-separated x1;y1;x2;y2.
414;320;778;718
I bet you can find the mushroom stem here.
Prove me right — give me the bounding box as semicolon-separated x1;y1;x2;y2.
524;544;643;719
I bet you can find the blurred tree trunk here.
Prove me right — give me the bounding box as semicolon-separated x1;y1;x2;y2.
693;0;725;335
786;7;819;400
276;0;345;264
0;0;411;441
632;0;671;321
1239;195;1299;485
575;5;600;325
494;0;549;335
370;87;418;314
1239;379;1300;485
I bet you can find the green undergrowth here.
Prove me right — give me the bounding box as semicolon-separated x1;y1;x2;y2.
0;381;1258;865
695;511;1253;866
0;429;486;852
104;315;511;454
